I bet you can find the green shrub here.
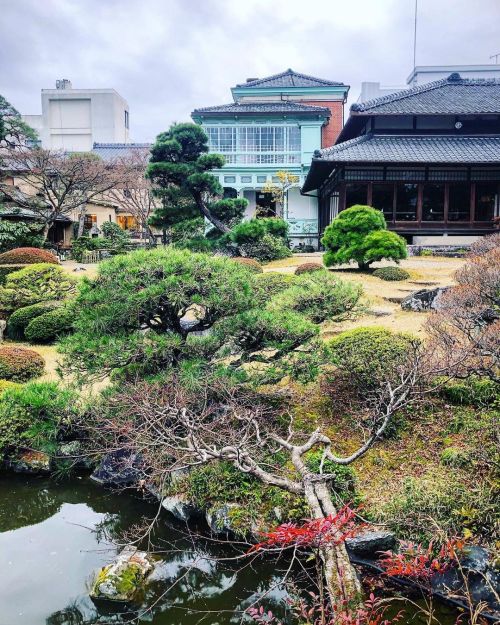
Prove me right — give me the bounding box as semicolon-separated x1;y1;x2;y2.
0;381;76;452
328;327;416;388
270;273;362;323
440;377;499;407
7;302;60;339
170;217;206;243
231;257;263;273
322;205;407;269
0;346;45;381
239;233;292;262
419;249;433;257
440;447;470;468
258;217;289;239
0;380;21;395
71;237;103;262
229;219;266;244
175;236;214;253
252;272;294;306
0;264;25;285
372;266;410;281
0;263;76;312
0;247;58;265
295;262;326;276
59;248;257;379
25;306;74;343
0;221;44;253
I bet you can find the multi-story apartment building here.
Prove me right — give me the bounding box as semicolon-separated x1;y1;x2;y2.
191;69;349;248
22;79;130;152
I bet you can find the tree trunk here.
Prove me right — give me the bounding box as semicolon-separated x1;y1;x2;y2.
76;210;86;238
195;196;230;234
41;222;52;242
303;481;362;610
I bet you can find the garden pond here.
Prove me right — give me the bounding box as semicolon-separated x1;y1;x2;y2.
0;474;462;625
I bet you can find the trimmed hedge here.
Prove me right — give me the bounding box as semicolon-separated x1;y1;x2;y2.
25;306;74;343
0;265;25;285
373;266;410;281
0;380;21;395
295;262;326;276
231;257;264;273
0;247;58;265
7;302;60;339
0;346;45;382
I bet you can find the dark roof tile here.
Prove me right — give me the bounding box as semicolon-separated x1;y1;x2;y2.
92;142;151;161
192;101;330;115
235;69;346;89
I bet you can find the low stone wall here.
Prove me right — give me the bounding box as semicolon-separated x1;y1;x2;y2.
408;244;470;258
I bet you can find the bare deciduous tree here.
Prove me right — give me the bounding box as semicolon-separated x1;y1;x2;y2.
0;148;134;240
427;242;500;383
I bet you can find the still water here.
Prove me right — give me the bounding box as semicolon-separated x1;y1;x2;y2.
0;474;460;625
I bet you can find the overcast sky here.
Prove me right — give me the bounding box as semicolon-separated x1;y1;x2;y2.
1;0;499;142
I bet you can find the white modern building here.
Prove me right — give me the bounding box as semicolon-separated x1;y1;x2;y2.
22;79;130;152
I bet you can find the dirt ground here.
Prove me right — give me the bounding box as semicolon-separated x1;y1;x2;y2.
266;253;464;337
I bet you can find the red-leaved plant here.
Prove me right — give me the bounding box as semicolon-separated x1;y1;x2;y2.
378;538;465;582
250;505;360;553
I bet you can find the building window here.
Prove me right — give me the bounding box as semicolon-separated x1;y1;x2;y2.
422;183;445;221
395;184;418;221
371;183;394;221
124;110;129;129
475;182;498;222
224;175;236;183
345;183;368;208
117;215;137;230
448;183;471;221
205;125;301;164
84;214;97;229
257;175;267;183
241;175;252;183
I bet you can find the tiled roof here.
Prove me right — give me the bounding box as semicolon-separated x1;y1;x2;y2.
92;142;151;161
317;134;500;163
350;73;500;115
236;69;346;89
192;101;330;115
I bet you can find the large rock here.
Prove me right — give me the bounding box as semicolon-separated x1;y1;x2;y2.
90;450;143;487
179;304;206;332
90;546;153;602
346;530;397;557
401;287;450;312
206;503;241;535
5;450;51;474
248;348;280;362
161;495;199;523
0;319;6;342
57;440;94;470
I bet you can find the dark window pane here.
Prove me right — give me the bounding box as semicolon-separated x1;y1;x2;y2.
422;184;444;221
371;183;394;221
448;183;471;221
396;184;418;221
345;183;367;208
475;183;498;222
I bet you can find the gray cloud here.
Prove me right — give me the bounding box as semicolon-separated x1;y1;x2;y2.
1;0;499;141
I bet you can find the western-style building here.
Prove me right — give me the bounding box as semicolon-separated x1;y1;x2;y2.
192;69;349;248
302;73;500;245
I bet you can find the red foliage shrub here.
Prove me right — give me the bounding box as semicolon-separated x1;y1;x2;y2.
378;538;464;582
294;262;326;276
232;257;264;273
0;247;58;266
0;346;45;382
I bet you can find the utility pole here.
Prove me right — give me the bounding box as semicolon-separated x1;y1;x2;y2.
412;0;418;84
490;53;500;64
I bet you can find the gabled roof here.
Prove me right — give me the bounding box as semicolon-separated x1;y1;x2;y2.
350;73;500;115
235;69;346;89
318;134;500;163
92;142;151;161
192;101;330;116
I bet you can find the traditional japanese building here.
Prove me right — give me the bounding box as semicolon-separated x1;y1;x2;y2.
302;73;500;245
192;69;349;248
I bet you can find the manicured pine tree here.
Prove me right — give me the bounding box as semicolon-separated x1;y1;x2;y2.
147;123;247;234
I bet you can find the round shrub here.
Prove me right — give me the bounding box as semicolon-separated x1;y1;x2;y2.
232;257;263;273
7;302;60;339
328;327;416;389
25;306;73;343
373;266;410;281
0;265;25;285
0;247;58;265
239;233;292;262
0;263;76;312
0;346;45;382
295;262;326;276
